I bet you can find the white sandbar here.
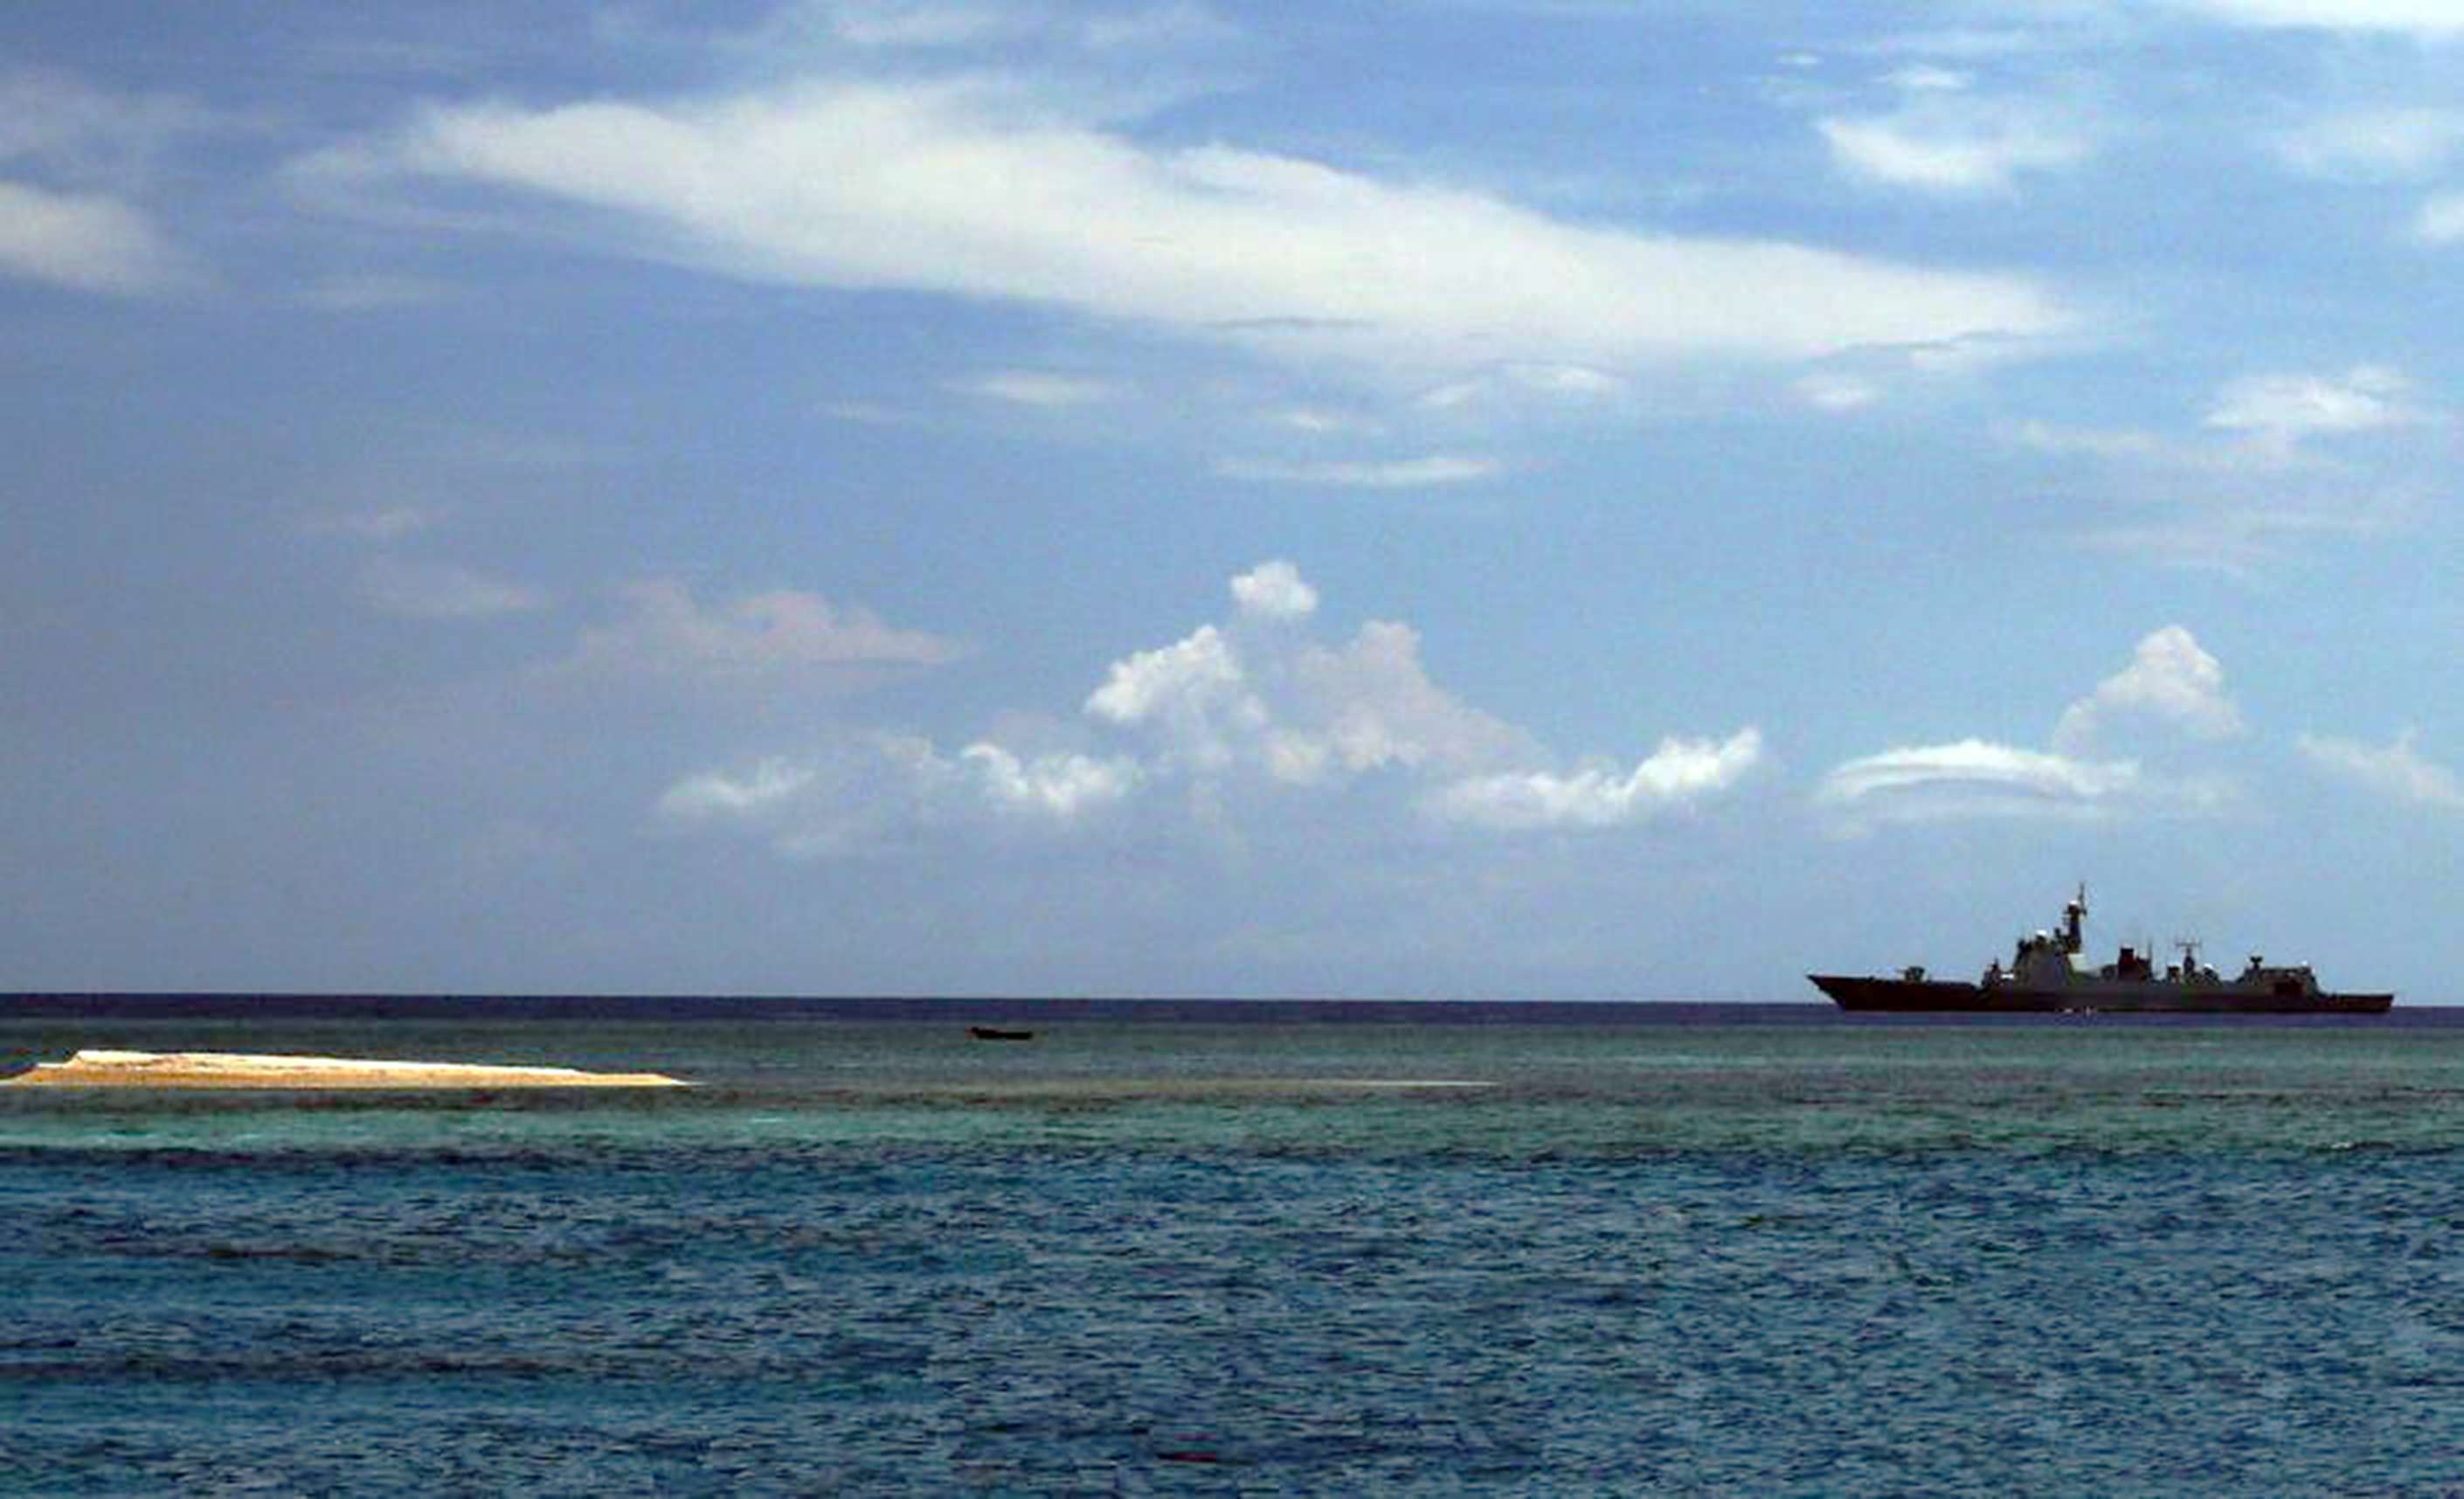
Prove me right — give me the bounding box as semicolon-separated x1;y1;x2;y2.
2;1048;689;1089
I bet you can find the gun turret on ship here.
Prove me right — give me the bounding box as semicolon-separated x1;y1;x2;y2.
1809;887;2393;1014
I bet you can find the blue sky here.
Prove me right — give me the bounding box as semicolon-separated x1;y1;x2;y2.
7;0;2464;998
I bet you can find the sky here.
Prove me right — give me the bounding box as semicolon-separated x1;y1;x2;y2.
6;0;2464;1000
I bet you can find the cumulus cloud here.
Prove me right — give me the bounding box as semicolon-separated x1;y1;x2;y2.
2298;730;2464;810
656;736;1140;855
1077;561;1748;820
1229;559;1318;621
305;76;2068;379
1823;628;2243;828
1430;730;1765;831
560;578;961;684
1287;621;1536;780
952;743;1143;818
660;560;1758;855
2052;625;2243;752
1083;622;1259;769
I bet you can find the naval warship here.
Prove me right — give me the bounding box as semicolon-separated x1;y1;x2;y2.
1810;888;2393;1014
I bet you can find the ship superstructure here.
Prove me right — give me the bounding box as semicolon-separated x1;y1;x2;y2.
1810;888;2392;1014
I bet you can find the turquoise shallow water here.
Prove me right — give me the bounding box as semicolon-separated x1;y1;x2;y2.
8;1007;2464;1493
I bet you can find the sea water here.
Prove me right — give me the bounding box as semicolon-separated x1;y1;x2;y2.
7;1001;2464;1495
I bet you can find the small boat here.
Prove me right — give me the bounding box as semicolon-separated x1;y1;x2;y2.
966;1025;1035;1041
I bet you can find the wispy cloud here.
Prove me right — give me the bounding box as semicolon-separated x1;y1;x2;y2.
656;737;1142;856
359;559;550;620
952;369;1122;407
557;578;962;684
2161;0;2464;35
1215;455;1505;488
0;69;210;295
2012;365;2433;571
0;179;185;294
1820;93;2093;195
305;76;2070;380
2412;191;2464;244
303;506;442;542
2298;729;2464;810
1818;737;2143;826
2204;365;2419;448
2274;107;2464;182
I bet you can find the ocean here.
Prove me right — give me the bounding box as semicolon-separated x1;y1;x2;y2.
7;998;2464;1495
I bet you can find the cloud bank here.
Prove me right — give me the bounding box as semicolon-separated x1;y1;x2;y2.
659;559;1763;854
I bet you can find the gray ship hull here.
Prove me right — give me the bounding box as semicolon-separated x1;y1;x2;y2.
1810;973;2393;1015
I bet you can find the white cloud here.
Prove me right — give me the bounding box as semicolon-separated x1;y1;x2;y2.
1823;627;2250;828
657;757;819;817
817;0;1024;49
1076;562;1748;826
1796;372;1883;411
2298;730;2464;809
562;578;960;682
2413;191;2464;244
779;0;1231;54
0;179;183;294
1819;96;2092;195
1215;455;1505;488
359;559;550;620
953;369;1120;407
954;742;1143;817
664;561;1757;857
1817;738;2143;824
1286;621;1535;779
2275;108;2464;181
1418;363;1626;411
0;70;210;295
1229;559;1318;621
657;736;1139;855
2205;365;2418;446
1083;622;1253;744
1430;729;1764;830
2161;0;2464;33
317;78;2070;378
2052;625;2243;752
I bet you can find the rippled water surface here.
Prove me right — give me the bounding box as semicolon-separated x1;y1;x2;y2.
9;1004;2464;1494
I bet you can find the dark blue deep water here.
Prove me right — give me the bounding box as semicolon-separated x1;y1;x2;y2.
8;1000;2464;1494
